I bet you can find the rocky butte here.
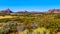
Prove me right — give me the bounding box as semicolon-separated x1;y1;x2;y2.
47;9;60;13
0;8;12;14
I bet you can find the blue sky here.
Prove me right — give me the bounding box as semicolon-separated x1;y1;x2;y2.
0;0;60;12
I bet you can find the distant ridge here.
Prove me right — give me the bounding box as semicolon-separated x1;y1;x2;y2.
0;9;60;14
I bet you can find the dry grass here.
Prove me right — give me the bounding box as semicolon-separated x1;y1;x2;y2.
0;16;16;19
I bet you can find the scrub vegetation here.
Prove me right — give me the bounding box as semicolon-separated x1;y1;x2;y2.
0;13;60;34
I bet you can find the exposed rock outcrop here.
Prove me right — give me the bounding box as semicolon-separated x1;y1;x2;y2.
0;8;12;14
48;9;60;13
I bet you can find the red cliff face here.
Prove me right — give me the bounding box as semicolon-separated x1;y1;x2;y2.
0;8;12;14
48;9;60;13
4;8;12;13
5;8;11;13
